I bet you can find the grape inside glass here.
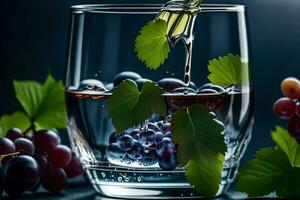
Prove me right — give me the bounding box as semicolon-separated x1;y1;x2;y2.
65;4;253;198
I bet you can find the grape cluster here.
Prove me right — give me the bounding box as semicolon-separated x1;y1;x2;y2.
273;77;300;140
108;116;177;171
0;128;84;197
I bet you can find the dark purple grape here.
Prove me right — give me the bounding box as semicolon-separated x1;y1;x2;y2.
0;137;15;155
42;166;68;193
197;89;226;111
164;132;172;139
139;149;157;166
156;120;164;128
33;153;48;180
158;78;186;92
48;145;72;168
118;135;134;151
288;115;300;139
79;79;107;92
135;78;152;90
161;123;171;133
127;140;142;160
14;138;35;156
199;83;226;93
34;130;59;153
159;155;177;170
156;138;175;159
113;71;142;87
0;163;2;196
147;122;160;132
129;129;140;140
274;97;296;119
6;128;22;141
167;88;197;110
155;132;164;144
107;143;126;160
139;130;156;147
109;133;117;143
149;114;164;123
2;155;40;197
64;152;84;178
164;115;173;123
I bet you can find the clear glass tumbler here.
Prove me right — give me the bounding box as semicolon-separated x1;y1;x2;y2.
65;4;253;199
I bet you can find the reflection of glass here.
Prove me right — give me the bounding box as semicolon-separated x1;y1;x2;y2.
65;4;253;198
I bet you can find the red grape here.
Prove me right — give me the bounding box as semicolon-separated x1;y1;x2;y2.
288;115;300;139
48;145;72;168
281;77;300;99
273;97;296;119
64;152;84;178
34;130;59;153
34;153;48;179
6;128;22;141
14;138;35;156
42;166;68;193
0;138;15;155
2;155;40;197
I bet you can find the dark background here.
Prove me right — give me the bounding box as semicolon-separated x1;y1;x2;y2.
0;0;300;161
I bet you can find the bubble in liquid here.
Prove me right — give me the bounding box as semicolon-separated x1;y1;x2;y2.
137;176;142;182
117;177;122;182
101;172;106;178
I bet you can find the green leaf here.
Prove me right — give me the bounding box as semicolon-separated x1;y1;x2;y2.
207;54;250;87
236;147;300;198
171;104;226;197
135;19;170;70
271;126;300;166
13;74;67;130
107;80;167;133
0;112;31;136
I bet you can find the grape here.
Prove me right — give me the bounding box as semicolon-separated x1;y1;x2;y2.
199;83;226;93
33;153;48;179
158;78;186;92
164;115;173;123
288;115;300;139
48;145;72;168
135;78;152;90
14;138;35;156
107;143;126;160
64;152;84;178
164;132;172;139
198;88;219;94
118;135;134;151
2;155;40;197
156;120;164;128
147;122;160;132
139;130;156;147
113;71;142;87
198;89;226;111
189;81;198;91
0;163;2;196
296;103;300;117
0;137;15;155
159;155;177;171
34;130;59;153
273;97;296;119
155;132;164;144
156;138;175;159
281;77;300;99
127;140;142;160
79;79;107;92
139;149;157;166
42;166;68;193
6;128;22;141
129;129;140;140
149;114;164;123
161;123;171;133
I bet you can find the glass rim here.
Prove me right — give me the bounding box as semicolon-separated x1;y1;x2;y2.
70;4;245;14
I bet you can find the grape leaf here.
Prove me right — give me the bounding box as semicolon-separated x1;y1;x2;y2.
171;104;226;197
0;112;31;136
236;147;300;198
107;80;167;134
13;74;67;130
135;19;170;70
271;126;300;166
207;54;250;87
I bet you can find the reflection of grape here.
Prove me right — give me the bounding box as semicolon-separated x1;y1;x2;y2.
273;97;296;119
139;130;156;147
159;155;177;171
127;140;142;160
107;143;126;160
113;71;142;87
118;135;134;151
140;149;157;166
281;77;300;99
158;78;186;92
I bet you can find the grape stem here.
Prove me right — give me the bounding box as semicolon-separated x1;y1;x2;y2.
23;122;36;135
0;151;21;161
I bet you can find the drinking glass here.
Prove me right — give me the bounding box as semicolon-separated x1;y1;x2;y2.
65;4;253;199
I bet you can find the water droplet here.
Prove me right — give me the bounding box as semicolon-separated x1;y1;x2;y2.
94;74;98;77
171;73;175;76
190;193;194;196
180;194;184;197
137;176;142;182
101;172;106;178
144;147;150;153
166;71;169;74
117;177;122;182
